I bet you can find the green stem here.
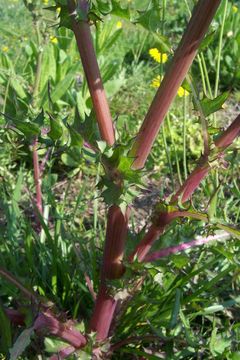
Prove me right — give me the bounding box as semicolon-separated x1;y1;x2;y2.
214;0;228;187
32;21;43;107
187;74;210;157
162;124;174;192
214;0;228;98
201;53;213;98
166;115;182;186
183;95;188;180
197;55;207;95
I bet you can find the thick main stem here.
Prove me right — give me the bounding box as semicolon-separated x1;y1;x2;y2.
67;1;129;340
67;0;115;145
101;205;130;280
130;0;221;169
90;206;130;340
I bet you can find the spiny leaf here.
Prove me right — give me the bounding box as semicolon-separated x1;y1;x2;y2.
111;0;130;19
96;0;113;15
135;5;165;34
12;119;40;138
74;108;100;145
48;115;63;141
68;126;83;147
196;92;229;118
34;109;45;127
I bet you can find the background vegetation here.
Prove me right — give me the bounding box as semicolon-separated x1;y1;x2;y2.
0;0;239;359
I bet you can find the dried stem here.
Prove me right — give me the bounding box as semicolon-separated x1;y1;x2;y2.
130;0;221;169
67;0;115;145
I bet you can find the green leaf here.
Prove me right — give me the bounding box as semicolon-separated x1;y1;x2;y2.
9;327;34;360
152;33;171;52
111;0;130;19
58;5;72;29
61;147;82;167
199;31;216;51
135;6;161;32
209;328;231;356
68;126;83;147
98;178;122;205
76;91;88;120
207;186;221;221
97;0;113;15
39;44;56;93
46;66;78;105
48;115;63;141
10;78;27;99
198;92;229;117
12;119;40;138
169;289;181;329
74;108;100;145
44;337;68;353
12;168;23;217
34;109;45;127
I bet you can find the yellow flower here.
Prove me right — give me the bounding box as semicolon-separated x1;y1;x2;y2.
151;75;162;88
50;35;58;44
232;5;238;13
116;21;123;29
149;48;168;63
177;86;190;98
43;0;49;4
151;76;190;97
2;46;9;53
56;7;61;14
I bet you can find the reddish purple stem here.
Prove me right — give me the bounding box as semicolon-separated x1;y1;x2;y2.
34;311;86;348
214;114;240;149
89;286;117;341
144;232;229;262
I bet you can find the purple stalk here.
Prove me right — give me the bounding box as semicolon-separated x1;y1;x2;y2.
4;308;25;326
129;225;164;263
89;286;117;341
144;232;229;262
67;0;115;146
34;311;87;348
214;114;240;149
